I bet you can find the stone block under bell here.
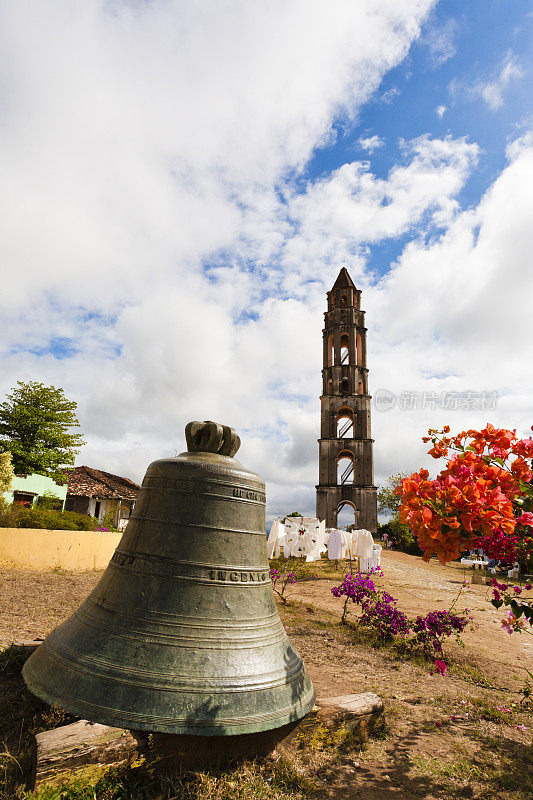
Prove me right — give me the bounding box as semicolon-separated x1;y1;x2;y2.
23;421;315;737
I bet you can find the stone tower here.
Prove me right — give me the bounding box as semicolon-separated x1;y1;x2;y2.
316;268;377;532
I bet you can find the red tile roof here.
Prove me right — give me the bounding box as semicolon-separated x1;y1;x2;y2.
67;466;140;500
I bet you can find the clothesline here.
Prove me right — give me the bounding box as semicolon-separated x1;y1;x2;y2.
267;517;381;571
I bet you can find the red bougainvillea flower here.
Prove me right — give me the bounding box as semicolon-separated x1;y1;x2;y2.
514;437;533;458
396;424;533;565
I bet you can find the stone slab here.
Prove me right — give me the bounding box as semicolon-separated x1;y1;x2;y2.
316;692;385;738
318;692;383;716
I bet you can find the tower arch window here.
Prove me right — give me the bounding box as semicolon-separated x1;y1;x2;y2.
337;501;356;530
341;294;347;308
336;409;354;438
340;333;349;365
337;451;355;485
341;377;350;395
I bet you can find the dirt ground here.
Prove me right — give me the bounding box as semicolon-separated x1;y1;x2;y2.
0;550;532;799
289;549;533;683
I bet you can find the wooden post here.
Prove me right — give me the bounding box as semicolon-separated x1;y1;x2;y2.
31;720;138;789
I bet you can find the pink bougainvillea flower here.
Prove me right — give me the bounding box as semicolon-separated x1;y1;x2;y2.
434;659;447;676
501;614;515;635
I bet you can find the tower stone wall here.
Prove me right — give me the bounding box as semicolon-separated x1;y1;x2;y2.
316;268;378;532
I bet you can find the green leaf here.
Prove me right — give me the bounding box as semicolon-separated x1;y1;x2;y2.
0;381;85;480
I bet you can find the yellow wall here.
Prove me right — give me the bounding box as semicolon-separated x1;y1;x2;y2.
0;528;122;570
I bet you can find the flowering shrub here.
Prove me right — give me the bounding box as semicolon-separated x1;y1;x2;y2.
413;609;471;657
359;591;410;639
490;580;533;634
396;424;533;567
331;569;410;637
270;567;297;603
270;559;318;603
331;570;470;667
331;569;381;623
331;569;410;638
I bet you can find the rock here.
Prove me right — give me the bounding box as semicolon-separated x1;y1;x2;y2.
318;692;383;716
317;692;385;737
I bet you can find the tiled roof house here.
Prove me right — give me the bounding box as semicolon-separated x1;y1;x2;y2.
66;466;140;529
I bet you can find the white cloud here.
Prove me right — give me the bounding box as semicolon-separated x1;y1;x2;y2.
280;135;478;283
0;0;438;519
479;53;523;110
451;51;524;111
358;135;385;153
506;129;533;160
3;2;532;527
421;17;457;67
368;132;533;487
0;0;433;310
435;104;447;118
377;86;401;105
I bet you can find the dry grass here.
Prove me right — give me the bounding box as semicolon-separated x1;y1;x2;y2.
0;562;532;799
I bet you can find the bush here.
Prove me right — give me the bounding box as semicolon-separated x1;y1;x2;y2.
97;510;119;532
0;504;98;531
332;569;471;665
0;497;12;527
379;519;422;556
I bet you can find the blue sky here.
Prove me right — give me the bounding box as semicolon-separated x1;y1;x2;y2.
305;1;532;277
0;1;532;523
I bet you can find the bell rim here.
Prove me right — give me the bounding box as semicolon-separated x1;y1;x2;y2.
22;659;316;736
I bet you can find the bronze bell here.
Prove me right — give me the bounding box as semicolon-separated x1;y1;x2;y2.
23;421;315;736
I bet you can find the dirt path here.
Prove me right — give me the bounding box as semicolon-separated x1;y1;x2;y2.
288;549;532;682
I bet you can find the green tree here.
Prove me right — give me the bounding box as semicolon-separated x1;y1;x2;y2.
0;450;14;495
378;471;422;556
377;472;409;519
0;381;85;481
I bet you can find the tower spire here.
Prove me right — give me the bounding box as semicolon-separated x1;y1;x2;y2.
332;267;356;290
316;268;377;531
